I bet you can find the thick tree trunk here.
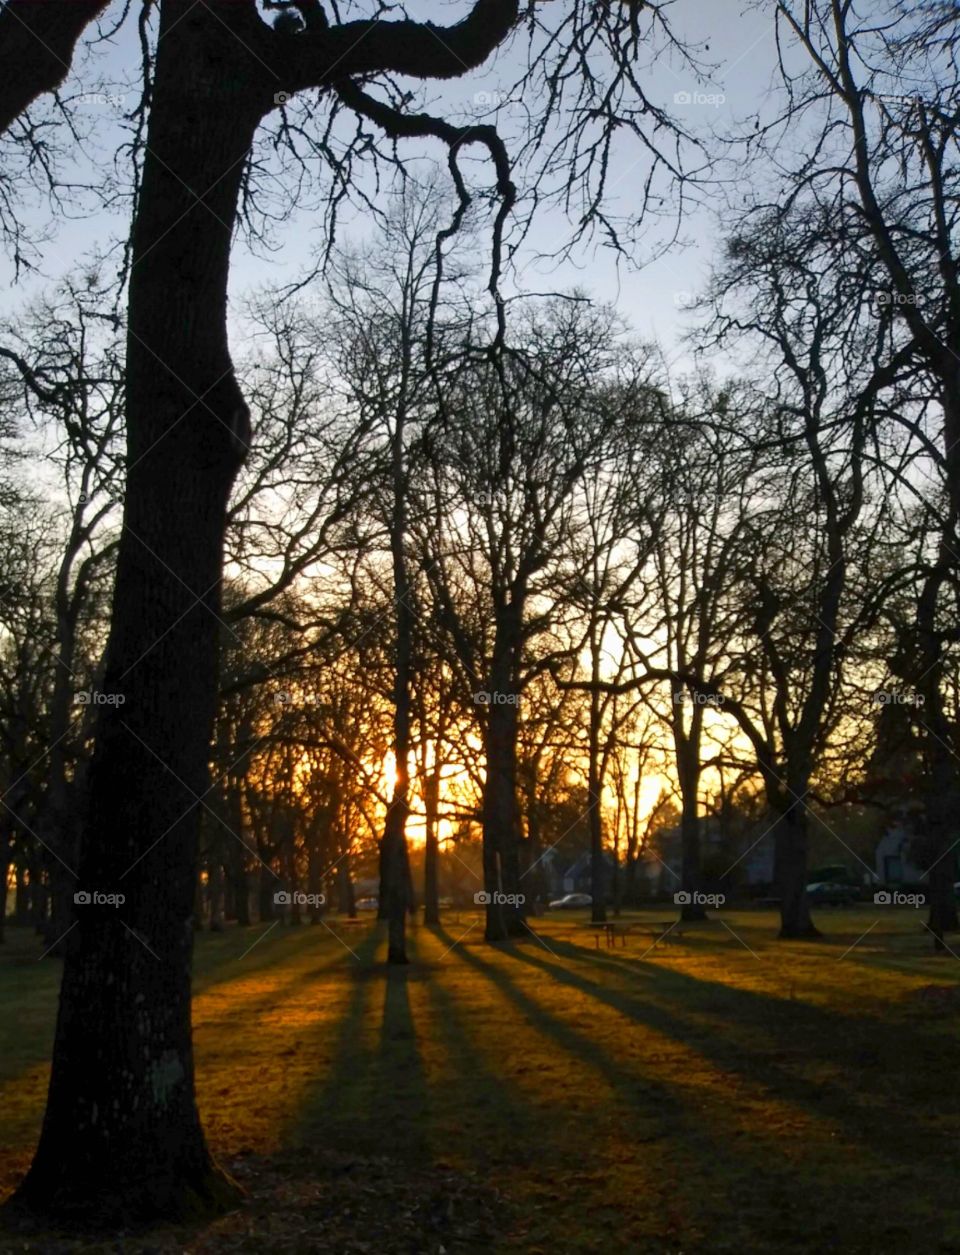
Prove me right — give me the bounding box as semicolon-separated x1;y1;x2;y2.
775;802;819;939
915;543;960;947
40;540;86;954
482;687;525;940
379;407;413;963
674;702;706;922
11;5;264;1222
922;741;959;947
678;796;706;922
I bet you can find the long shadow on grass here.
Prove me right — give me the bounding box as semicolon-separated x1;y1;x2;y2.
288;928;432;1164
436;926;960;1252
415;939;542;1175
502;932;954;1164
430;926;682;1146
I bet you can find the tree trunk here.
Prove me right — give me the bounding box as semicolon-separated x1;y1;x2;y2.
423;768;440;924
775;801;819;939
674;700;706;922
588;645;607;925
11;4;262;1221
914;547;960;948
379;403;413;964
482;688;525;940
678;790;706;921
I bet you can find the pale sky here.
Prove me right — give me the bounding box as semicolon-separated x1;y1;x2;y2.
2;1;783;362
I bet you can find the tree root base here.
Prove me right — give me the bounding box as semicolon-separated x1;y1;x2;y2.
5;1159;243;1230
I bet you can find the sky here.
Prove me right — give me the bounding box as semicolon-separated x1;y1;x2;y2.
1;0;786;368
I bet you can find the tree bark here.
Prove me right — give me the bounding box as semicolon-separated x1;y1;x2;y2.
11;3;263;1221
481;674;525;940
775;800;818;939
677;742;706;922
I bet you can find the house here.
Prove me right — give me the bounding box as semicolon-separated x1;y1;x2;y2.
559;850;616;897
874;822;944;885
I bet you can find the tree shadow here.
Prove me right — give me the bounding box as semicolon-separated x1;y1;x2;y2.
287;929;431;1165
502;932;958;1163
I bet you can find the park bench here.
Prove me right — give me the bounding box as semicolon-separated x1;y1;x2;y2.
589;921;656;949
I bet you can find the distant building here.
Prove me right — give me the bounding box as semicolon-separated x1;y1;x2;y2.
874;822;941;884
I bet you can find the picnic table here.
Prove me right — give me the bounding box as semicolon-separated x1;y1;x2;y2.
581;920;685;949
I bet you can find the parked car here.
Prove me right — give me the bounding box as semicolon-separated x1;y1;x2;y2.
354;896;378;911
548;892;592;909
806;881;859;906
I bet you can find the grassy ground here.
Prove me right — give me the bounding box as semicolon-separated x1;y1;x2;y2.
1;906;960;1253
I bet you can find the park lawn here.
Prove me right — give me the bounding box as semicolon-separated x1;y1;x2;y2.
1;907;959;1252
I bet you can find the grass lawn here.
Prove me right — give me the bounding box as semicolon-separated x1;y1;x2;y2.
1;906;959;1253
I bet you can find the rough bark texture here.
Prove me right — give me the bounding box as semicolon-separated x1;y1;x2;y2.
11;3;263;1222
